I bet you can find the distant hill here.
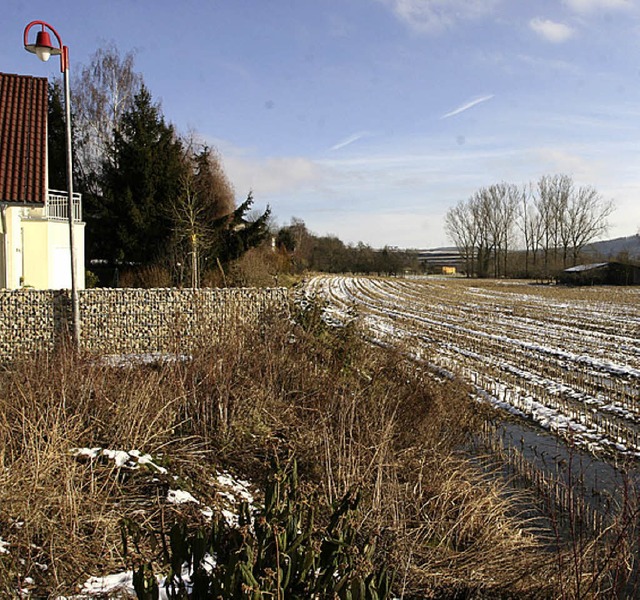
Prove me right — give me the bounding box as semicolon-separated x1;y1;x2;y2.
582;234;640;262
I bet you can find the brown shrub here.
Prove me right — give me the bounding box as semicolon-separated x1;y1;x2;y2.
0;310;568;597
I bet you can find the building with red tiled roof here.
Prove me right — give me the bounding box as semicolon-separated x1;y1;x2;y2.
0;73;48;204
0;72;85;289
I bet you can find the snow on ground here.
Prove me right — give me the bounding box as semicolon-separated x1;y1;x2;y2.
5;448;259;599
305;275;640;461
78;553;217;600
166;489;200;505
72;447;168;473
98;352;191;368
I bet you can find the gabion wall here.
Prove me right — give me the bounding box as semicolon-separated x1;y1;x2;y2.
0;287;289;360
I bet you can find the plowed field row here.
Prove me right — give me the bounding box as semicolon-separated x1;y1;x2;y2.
305;276;640;461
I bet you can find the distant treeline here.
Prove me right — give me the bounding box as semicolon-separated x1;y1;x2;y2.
275;218;420;276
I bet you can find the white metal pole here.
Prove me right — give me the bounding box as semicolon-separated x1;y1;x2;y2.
63;46;80;347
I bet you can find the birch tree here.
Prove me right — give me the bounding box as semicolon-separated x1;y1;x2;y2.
73;43;143;190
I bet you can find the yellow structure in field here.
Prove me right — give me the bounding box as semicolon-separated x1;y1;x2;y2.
442;266;456;275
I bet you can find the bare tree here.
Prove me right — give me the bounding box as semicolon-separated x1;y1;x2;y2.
517;183;543;277
566;185;614;265
446;174;613;280
172;165;208;288
535;174;572;275
470;189;495;277
534;174;613;271
171;137;236;287
73;43;143;191
445;186;515;278
484;183;519;277
484;186;503;277
445;199;479;276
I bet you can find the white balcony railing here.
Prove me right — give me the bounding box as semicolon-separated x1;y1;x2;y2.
45;190;83;222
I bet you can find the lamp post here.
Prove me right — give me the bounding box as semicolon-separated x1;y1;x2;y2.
24;20;80;347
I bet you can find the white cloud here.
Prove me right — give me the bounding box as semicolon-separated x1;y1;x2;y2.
515;53;579;73
378;0;499;33
529;18;575;43
563;0;634;13
222;154;329;197
309;210;448;248
441;94;494;119
530;147;605;181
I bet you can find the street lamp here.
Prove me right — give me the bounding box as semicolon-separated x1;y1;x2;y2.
24;20;80;347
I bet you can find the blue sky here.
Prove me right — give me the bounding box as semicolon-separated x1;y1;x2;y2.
3;0;640;248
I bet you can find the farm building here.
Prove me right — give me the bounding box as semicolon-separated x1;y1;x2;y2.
558;262;640;286
417;247;464;274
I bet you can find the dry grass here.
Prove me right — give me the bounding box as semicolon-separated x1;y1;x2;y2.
0;304;627;597
0;345;201;594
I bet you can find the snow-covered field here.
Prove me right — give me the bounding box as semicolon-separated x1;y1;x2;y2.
304;276;640;461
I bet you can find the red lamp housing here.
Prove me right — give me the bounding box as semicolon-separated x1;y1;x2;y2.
24;21;66;70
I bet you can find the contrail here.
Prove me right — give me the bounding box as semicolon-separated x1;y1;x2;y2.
441;94;494;119
330;131;370;151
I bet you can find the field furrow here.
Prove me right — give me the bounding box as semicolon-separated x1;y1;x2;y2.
305;275;640;461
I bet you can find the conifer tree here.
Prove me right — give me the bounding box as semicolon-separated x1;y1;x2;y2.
209;192;272;265
98;85;185;265
47;81;67;191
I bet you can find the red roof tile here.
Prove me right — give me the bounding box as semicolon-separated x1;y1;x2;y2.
0;72;48;204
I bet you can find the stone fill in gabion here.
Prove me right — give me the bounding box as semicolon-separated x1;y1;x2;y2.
0;287;289;360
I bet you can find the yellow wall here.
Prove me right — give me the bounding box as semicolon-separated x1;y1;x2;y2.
1;205;85;290
1;207;24;288
21;219;49;288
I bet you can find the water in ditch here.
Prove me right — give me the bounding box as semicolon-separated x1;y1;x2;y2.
496;417;635;516
475;413;640;594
